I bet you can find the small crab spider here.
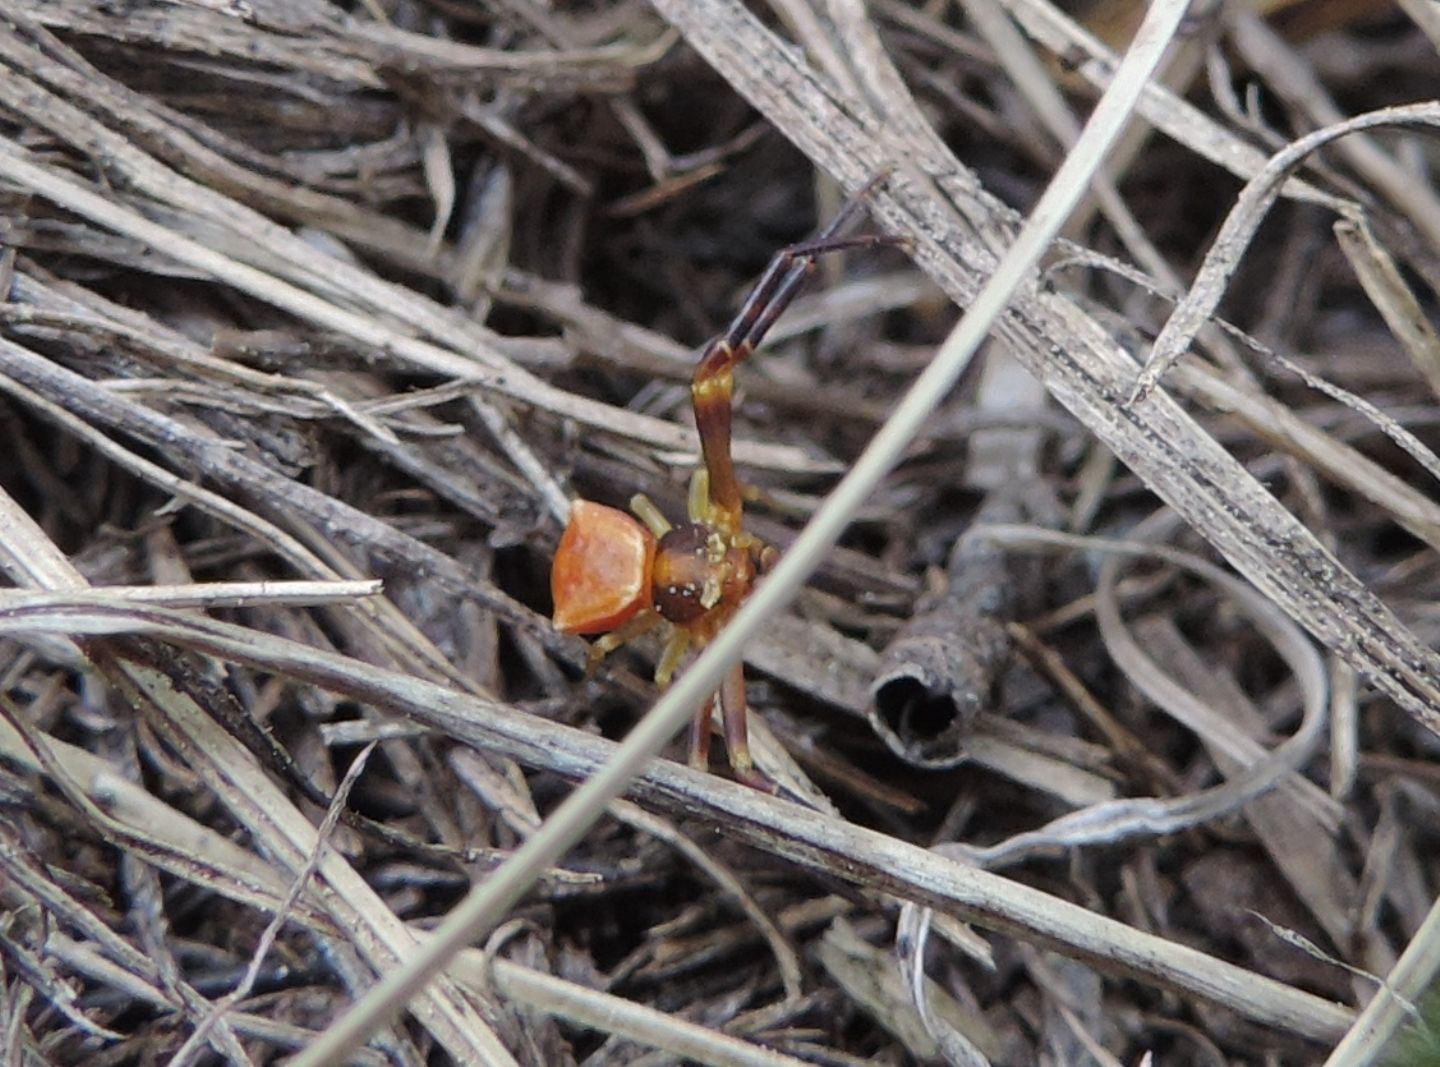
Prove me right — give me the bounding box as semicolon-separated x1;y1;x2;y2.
552;177;898;790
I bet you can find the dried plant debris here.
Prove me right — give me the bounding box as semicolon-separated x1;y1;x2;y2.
0;0;1438;1064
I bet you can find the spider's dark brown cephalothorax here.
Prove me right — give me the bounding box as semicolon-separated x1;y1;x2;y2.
551;177;897;790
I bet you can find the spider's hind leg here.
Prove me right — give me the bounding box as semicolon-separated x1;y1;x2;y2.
718;661;775;793
689;692;716;771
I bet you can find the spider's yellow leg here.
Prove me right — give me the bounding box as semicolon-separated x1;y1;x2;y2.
649;628;720;772
654;628;690;688
686;468;711;524
629;494;672;539
585;610;661;675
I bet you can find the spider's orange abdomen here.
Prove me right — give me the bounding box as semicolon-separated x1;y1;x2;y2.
551;500;656;635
